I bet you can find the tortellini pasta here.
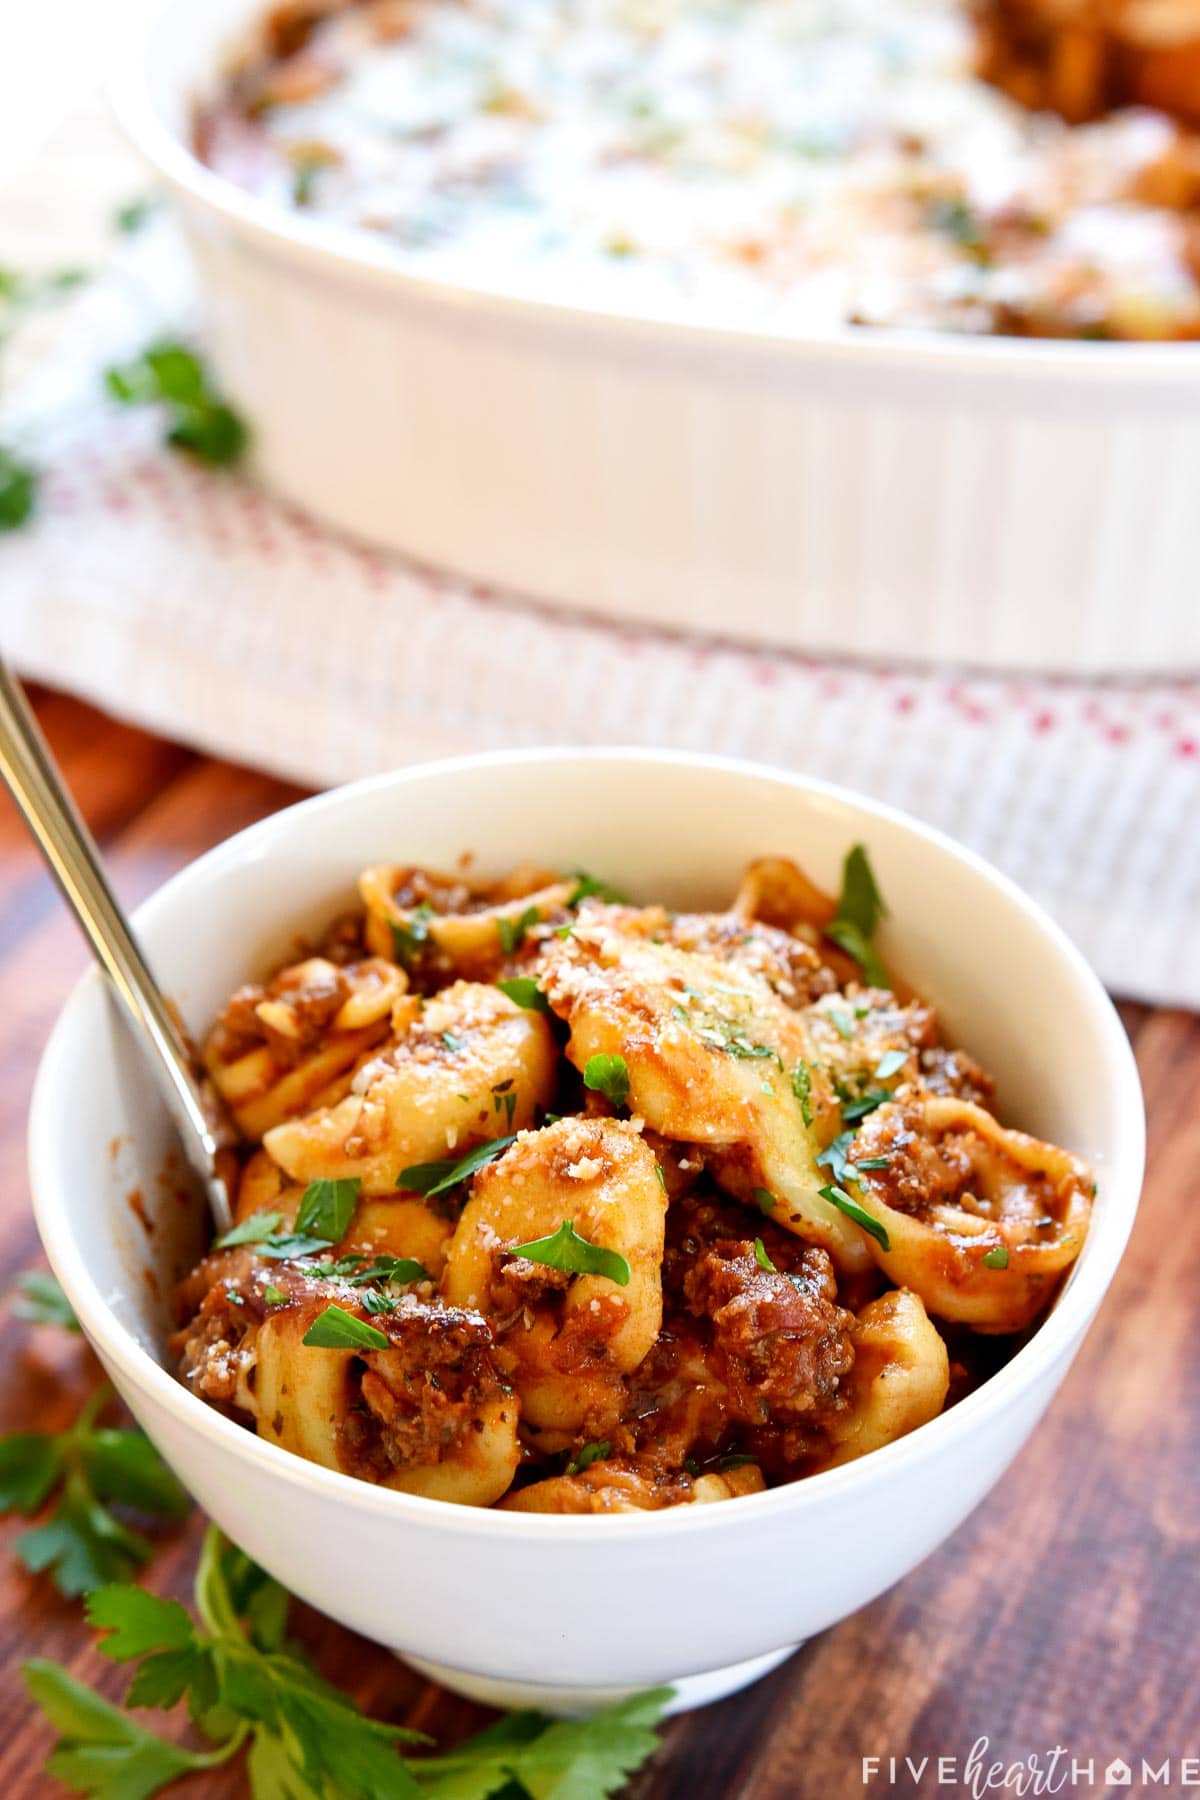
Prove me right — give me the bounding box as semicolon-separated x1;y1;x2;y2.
443;1117;666;1437
175;851;1095;1513
847;1096;1095;1331
263;980;557;1194
204;956;407;1139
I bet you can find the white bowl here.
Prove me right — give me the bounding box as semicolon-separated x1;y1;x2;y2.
110;0;1200;675
29;750;1144;1715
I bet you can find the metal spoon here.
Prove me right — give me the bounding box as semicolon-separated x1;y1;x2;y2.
0;658;234;1232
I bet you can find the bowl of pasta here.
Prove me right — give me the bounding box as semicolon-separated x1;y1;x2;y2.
110;0;1200;672
29;749;1144;1715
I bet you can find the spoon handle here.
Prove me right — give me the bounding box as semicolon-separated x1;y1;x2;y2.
0;660;232;1231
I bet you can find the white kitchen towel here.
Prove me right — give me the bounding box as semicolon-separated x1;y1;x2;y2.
3;108;1198;1008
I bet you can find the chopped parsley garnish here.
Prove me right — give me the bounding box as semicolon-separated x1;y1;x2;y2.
262;1285;287;1306
398;1133;517;1197
342;1255;429;1288
753;1187;776;1215
0;1387;188;1598
816;1130;855;1186
215;1180;361;1260
753;1237;776;1273
818;1184;890;1250
829;1008;855;1041
791;1061;814;1127
508;1219;631;1286
855;1155;892;1171
496;976;552;1013
214;1209;284;1249
104;341;248;467
389;900;435;969
874;1048;908;1080
716;1453;758;1471
294;1177;361;1243
566;870;629;907
441;1029;464;1052
982;1244;1010;1270
655;1163;668;1192
841;1091;890;1124
497;905;540;955
826;844;890;989
566;1440;611;1475
583;1052;630;1108
301;1305;390;1351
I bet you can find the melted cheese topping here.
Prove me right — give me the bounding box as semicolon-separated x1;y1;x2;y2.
200;0;1200;337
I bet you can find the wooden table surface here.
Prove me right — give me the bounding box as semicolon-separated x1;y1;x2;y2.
1;689;1196;1799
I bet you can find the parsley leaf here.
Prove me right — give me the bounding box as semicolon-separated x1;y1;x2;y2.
841;1091;890;1124
11;1269;80;1331
874;1049;908;1080
27;1524;670;1799
565;871;629;907
791;1062;814;1127
753;1188;776;1215
301;1305;390;1351
815;1130;854;1186
104;341;248;468
215;1209;283;1249
982;1244;1010;1270
582;1053;630;1108
0;1389;188;1598
341;1255;430;1289
24;1659;230;1798
753;1237;776;1272
566;1440;611;1475
497;906;540;956
818;1184;890;1250
295;1177;361;1243
399;1134;518;1198
827;844;890;988
496;977;551;1014
389;902;436;969
413;1688;672;1800
508;1220;631;1286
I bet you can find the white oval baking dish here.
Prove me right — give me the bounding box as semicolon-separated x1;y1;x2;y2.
112;0;1200;674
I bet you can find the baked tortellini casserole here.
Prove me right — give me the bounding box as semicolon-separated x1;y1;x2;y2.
197;0;1200;338
174;848;1095;1514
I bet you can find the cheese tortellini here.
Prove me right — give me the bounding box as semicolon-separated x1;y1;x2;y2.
176;849;1094;1512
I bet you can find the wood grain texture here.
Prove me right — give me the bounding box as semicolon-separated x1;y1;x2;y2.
0;692;1195;1798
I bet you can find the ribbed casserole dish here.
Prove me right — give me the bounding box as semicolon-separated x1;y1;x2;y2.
112;0;1200;672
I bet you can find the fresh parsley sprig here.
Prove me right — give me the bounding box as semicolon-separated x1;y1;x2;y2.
826;844;890;989
508;1219;631;1287
25;1522;672;1798
104;341;248;468
0;1386;189;1597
